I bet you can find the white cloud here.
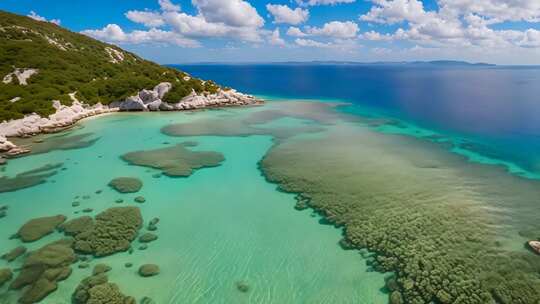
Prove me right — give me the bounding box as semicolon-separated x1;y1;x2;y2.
358;0;540;52
158;0;181;12
84;0;266;46
296;0;355;6
266;4;309;25
295;38;333;48
269;29;286;46
192;0;264;28
294;38;360;51
28;11;61;25
439;0;540;23
286;26;308;37
81;24;200;47
125;10;165;28
306;21;359;38
362;30;394;41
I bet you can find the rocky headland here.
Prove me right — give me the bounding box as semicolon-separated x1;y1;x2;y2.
0;82;261;157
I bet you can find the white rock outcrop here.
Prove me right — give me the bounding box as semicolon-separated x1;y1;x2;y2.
0;82;261;155
3;68;39;85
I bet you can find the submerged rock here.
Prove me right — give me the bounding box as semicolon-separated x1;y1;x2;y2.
134;196;146;204
138;233;158;243
235;281;250;293
10;239;76;303
138;264;159;277
73;207;142;257
528;240;540;254
0;268;13;288
17;214;67;242
108;177;143;193
2;245;27;262
93;264;111;275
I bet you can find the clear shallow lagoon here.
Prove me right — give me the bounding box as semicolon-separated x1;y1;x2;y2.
1;64;540;303
0;106;387;303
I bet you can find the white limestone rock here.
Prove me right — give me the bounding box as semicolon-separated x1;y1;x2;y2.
139;89;159;104
3;68;39;85
153;82;172;99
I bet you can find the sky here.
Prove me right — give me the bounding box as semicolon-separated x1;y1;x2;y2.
1;0;540;65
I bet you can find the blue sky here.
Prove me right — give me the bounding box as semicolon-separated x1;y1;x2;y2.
1;0;540;64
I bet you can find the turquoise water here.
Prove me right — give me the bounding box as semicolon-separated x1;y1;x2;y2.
179;64;540;180
0;107;387;303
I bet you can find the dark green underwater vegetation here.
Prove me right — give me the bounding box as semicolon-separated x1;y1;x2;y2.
260;125;540;304
159;101;540;304
121;142;225;177
0;163;62;192
0;10;219;121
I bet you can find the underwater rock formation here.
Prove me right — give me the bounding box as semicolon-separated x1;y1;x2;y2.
10;239;76;303
138;264;159;277
121;143;224;177
138;233;157;243
72;273;135;304
17;214;66;242
2;245;27;262
92;264;111;276
73;207;142;257
108;177;142;193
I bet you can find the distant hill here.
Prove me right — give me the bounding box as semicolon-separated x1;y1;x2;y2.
0;10;219;121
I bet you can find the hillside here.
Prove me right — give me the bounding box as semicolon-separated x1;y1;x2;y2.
0;10;219;122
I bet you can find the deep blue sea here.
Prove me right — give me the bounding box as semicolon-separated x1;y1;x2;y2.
175;64;540;178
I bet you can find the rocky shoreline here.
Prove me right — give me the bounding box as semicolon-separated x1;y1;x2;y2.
0;82;262;157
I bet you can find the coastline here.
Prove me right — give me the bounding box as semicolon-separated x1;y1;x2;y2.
0;82;262;158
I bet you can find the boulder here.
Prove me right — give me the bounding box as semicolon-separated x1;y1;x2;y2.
108;177;143;193
138;233;158;243
17;214;67;242
138;264;159;277
118;96;146;111
528;240;540;254
73;207;143;257
153;82;172;99
92;264;112;276
2;245;27;262
139;90;159;104
146;99;162;111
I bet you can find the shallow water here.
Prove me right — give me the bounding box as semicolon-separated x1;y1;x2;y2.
0;105;387;303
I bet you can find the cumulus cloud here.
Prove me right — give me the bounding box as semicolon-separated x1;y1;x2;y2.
269;29;286;46
193;0;264;28
295;38;333;48
83;0;266;47
125;10;165;28
306;21;359;38
266;4;309;25
28;11;61;25
359;0;540;52
158;0;181;12
82;24;200;47
296;0;355;6
286;26;308;37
